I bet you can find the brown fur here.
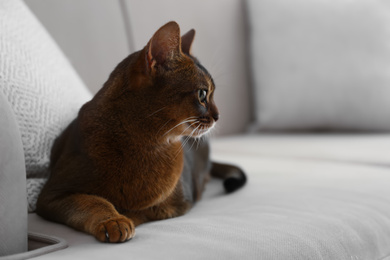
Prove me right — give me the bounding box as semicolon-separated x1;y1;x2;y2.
36;21;246;243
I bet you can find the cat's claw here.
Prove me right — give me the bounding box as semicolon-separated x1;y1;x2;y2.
95;216;135;243
105;231;110;242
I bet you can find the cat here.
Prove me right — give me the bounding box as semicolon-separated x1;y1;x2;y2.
36;21;246;243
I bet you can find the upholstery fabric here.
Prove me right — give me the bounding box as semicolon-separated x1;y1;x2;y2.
211;133;390;166
0;0;92;211
247;0;390;131
0;89;27;256
27;135;390;259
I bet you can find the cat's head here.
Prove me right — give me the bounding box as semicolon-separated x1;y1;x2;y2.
98;22;219;142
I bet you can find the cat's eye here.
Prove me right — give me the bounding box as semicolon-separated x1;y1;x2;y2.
198;89;207;103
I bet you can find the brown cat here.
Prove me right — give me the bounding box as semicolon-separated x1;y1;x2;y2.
36;21;246;243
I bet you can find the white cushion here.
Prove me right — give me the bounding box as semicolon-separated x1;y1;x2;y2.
27;135;390;259
0;0;92;212
247;0;390;131
211;133;390;166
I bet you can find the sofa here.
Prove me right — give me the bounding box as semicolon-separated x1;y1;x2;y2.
1;0;390;259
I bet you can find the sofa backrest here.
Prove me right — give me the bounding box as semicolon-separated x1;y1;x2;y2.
24;0;252;135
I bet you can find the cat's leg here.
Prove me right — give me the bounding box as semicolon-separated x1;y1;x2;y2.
36;193;135;243
123;187;193;225
181;137;212;202
211;162;247;192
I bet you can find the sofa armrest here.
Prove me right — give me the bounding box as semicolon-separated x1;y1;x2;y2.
0;90;28;256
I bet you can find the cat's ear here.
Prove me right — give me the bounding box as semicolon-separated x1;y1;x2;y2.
146;21;181;71
181;29;195;56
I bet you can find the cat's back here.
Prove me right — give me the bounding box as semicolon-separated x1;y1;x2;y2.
49;119;79;170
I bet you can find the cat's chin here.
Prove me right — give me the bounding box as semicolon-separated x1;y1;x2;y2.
166;122;214;144
194;127;212;137
192;123;215;138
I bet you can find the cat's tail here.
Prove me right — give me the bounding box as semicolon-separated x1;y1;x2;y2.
210;162;247;193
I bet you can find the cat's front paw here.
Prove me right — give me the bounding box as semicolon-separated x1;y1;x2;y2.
95;216;135;243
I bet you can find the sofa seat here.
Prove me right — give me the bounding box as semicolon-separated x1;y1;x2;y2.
28;134;390;260
213;133;390;166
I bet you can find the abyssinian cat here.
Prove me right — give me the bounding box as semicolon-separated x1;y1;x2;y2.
36;21;246;243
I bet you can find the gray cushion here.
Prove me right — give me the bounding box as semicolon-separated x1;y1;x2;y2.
247;0;390;131
0;0;92;212
0;90;27;256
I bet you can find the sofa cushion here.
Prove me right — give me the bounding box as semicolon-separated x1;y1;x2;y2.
211;133;390;167
247;0;390;131
27;134;390;259
0;0;92;211
0;85;27;257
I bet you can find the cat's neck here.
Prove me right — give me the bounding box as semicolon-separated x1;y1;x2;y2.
79;103;183;159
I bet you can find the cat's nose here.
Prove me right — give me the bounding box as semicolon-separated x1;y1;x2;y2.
212;114;219;122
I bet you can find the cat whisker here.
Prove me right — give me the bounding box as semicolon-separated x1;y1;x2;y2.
178;121;198;137
195;137;200;150
185;125;201;149
195;135;207;150
175;123;201;158
163;117;197;137
207;122;218;137
180;134;192;152
187;125;202;152
147;106;167;118
156;119;172;136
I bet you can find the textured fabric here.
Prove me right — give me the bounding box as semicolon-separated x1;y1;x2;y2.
211;133;390;166
0;0;92;211
26;179;47;213
247;0;390;131
0;86;27;256
27;135;390;259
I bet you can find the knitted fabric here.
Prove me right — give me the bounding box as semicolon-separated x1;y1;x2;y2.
0;0;92;212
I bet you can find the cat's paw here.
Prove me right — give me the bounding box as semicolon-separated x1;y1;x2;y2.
95;216;135;243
